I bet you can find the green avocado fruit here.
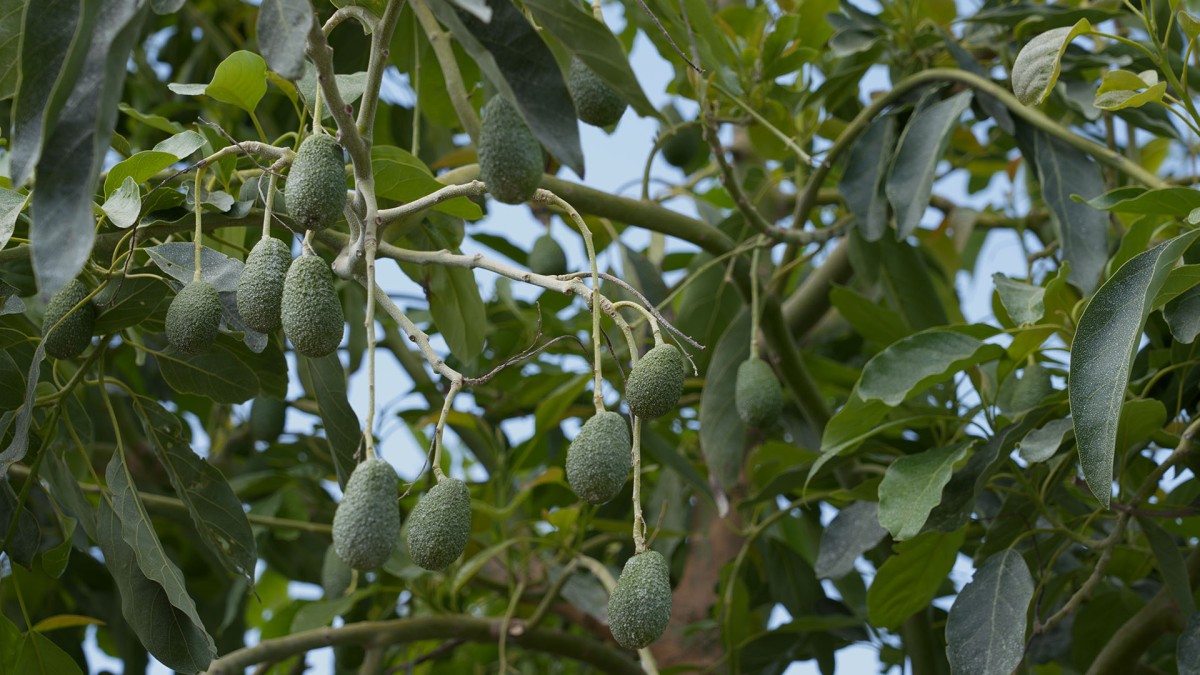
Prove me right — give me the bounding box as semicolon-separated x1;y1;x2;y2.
478;96;543;205
237;237;292;332
735;357;784;428
42;279;95;359
285;134;346;232
567;57;627;128
528;234;568;276
407;478;472;571
165;281;223;354
625;343;685;419
332;458;400;570
608;550;672;650
565;411;631;505
281;254;344;357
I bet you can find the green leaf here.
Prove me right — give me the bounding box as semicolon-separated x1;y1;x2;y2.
1070;230;1200;505
298;352;359;489
1181;613;1200;675
14;631;83;675
1095;81;1166;111
878;442;970;540
829;285;910;345
1182;10;1200;40
0;479;39;566
1164;284;1200;343
0;0;24;101
1018;418;1073;463
103;130;205;195
427;264;487;362
699;309;750;491
814;501;888;580
0;613;20;670
256;0;311;81
372;145;482;219
0;340;45;477
100;176;141;229
296;64;367;117
840;114;897;242
101;452;215;671
945;549;1034;675
523;0;658;117
145;242;243;292
452;539;524;595
858;326;1005;407
1011;19;1092;106
156;338;260;403
28;0;146;296
866;528;965;629
0;187;29;250
170;50;267;113
428;0;584;176
992;274;1045;326
29;614;102;632
1086;186;1200;216
93;276;172;333
1137;517;1195;615
886;91;972;238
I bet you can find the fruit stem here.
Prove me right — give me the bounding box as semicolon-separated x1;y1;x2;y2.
302;229;315;256
261;172;277;240
631;416;646;553
612;300;662;346
411;0;481;143
431;378;461;482
193;167;204;282
749;246;760;359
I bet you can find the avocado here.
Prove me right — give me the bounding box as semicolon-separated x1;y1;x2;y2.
285;134;346;232
607;550;672;650
565;411;631;505
406;477;472;571
332;458;400;570
736;357;784;428
528;234;568;276
624;343;685;420
281;254;344;357
249;396;287;442
237;236;292;332
478;96;544;205
567;57;626;128
42;279;95;359
165;281;223;354
661;126;703;168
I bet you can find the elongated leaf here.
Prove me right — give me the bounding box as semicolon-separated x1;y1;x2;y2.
814;501;888;580
945;549;1034;675
155;339;261;404
30;0;146;296
1018;418;1073;463
452;538;524;595
840;114;897;241
427;264;486;362
1071;230;1200;505
886;91;971;238
1182;613;1200;675
1095;81;1166;111
699;310;750;491
0;340;44;477
1138;516;1196;615
257;0;311;81
135;399;257;579
429;0;584;175
0;479;39;567
858;326;1004;406
1086;186;1200;216
298;352;359;489
867;528;965;629
372;145;481;219
0;0;23;101
1164;284;1200;343
523;0;657;117
103;130;205;195
878;442;970;540
0;187;27;251
1011;19;1092;106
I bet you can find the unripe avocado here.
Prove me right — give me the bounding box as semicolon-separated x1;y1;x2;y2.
736;357;784;428
249;396;287;442
321;544;352;599
661;126;703;168
332;458;400;570
237;237;292;332
528;234;568;276
406;478;472;571
281;254;344;357
565;411;631;505
42;279;95;359
625;343;685;419
478;97;543;205
285;134;346;232
608;550;672;650
165;281;222;354
567;57;626;128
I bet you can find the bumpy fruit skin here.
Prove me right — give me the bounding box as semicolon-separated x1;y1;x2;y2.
321;544;352;600
528;235;568;276
237;237;292;332
165;281;223;354
567;57;626;127
565;411;631;505
281;255;344;357
625;343;685;419
284;134;346;232
608;550;672;650
478;97;543;205
249;396;287;442
407;478;472;571
736;358;784;427
42;279;95;359
332;458;400;570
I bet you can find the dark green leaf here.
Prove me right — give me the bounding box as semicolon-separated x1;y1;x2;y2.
1070;230;1200;505
0;479;40;567
945;549;1034;675
0;340;45;476
14;631;83;675
1018;418;1073;463
815;501;887;580
1181;613;1200;675
1164;284;1200;343
1085;186;1200;216
257;0;311;81
1137;516;1195;615
372;145;482;219
886;91;971;238
428;264;486;362
1010;19;1092;106
877;442;970;540
93;276;172;333
298;352;359;489
170;50;267;113
699;309;749;491
858;326;1004;406
840;114;896;241
156;339;261;404
866;528;965;629
0;0;24;101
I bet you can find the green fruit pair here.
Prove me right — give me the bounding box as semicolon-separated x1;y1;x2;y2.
567;58;626;128
566;411;631;505
736;358;783;427
281;254;344;357
285;134;346;232
528;235;568;276
237;237;292;332
42;279;96;359
332;458;401;570
407;478;472;571
166;281;223;354
625;343;686;420
478;96;543;205
608;550;672;650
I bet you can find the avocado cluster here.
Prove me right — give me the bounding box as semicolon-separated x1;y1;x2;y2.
42;279;95;359
407;478;472;571
165;281;223;354
478;96;543;204
332;458;401;570
285;134;346;232
321;544;353;600
566;411;631;505
528;234;568;276
281;254;344;357
567;57;626;128
624;343;686;419
736;357;783;427
607;550;672;650
237;237;292;332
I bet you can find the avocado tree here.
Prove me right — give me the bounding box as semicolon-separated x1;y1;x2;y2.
2;0;1199;673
